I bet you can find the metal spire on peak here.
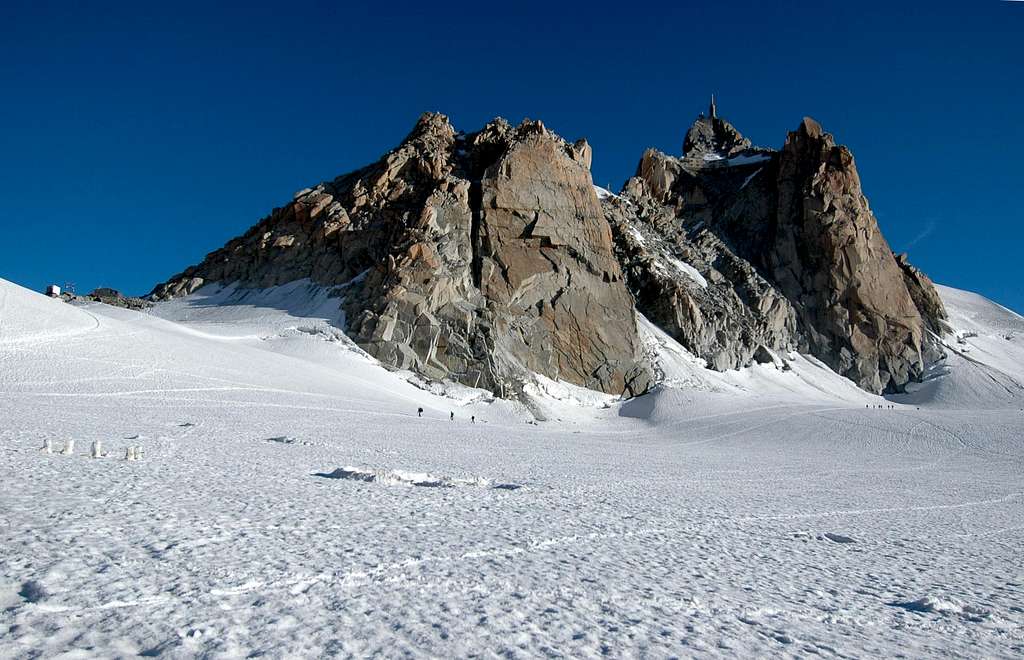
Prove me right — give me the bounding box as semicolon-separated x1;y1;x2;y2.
709;94;717;119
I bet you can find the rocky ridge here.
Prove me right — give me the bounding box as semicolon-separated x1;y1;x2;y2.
61;287;152;311
603;106;947;392
153;105;947;397
153;114;652;398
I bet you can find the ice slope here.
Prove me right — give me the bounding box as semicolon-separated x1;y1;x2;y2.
149;279;352;340
892;285;1024;409
1;277;1023;658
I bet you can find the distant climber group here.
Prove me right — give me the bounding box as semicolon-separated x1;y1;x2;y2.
416;407;476;423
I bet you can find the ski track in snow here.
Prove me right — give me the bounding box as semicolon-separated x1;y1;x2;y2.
1;278;1023;658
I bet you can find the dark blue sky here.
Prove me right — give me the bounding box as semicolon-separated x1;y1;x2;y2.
2;1;1022;312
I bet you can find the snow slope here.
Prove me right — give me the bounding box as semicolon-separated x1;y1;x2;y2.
1;277;1022;658
892;285;1024;410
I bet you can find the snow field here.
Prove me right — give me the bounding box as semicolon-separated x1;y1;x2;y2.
1;277;1022;657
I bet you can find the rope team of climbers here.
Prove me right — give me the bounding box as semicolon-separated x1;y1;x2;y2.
417;407;476;423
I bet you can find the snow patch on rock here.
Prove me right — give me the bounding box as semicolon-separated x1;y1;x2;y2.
665;257;709;289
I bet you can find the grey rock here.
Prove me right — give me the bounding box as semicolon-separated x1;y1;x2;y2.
614;111;947;394
683;114;752;159
604;186;798;373
151;106;946;399
60;288;152;310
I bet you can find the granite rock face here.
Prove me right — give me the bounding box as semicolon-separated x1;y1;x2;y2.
153;113;652;398
604;183;799;373
153;106;946;397
607;111;947;393
770;117;941;392
682;114;753;160
894;252;949;337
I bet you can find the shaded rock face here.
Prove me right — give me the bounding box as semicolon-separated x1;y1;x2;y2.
608;113;947;393
894;252;949;337
683;115;752;160
153;113;652;398
604;183;798;373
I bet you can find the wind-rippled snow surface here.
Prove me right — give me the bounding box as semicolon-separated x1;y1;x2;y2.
1;278;1023;658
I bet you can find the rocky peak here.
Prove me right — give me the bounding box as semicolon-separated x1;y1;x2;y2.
608;109;947;394
682;113;753;161
153;113;653;399
394;112;457;160
770;116;938;392
151;104;947;399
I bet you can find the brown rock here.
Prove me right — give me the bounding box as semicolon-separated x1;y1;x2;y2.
770;117;936;392
475;127;647;394
151;113;652;398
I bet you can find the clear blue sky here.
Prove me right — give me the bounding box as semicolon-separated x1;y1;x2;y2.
2;1;1022;312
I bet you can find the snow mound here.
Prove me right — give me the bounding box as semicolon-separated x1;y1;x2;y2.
266;435;310;446
890;596;991;621
524;374;618;409
316;466;521;490
822;532;855;544
400;371;496;405
792;531;856;544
